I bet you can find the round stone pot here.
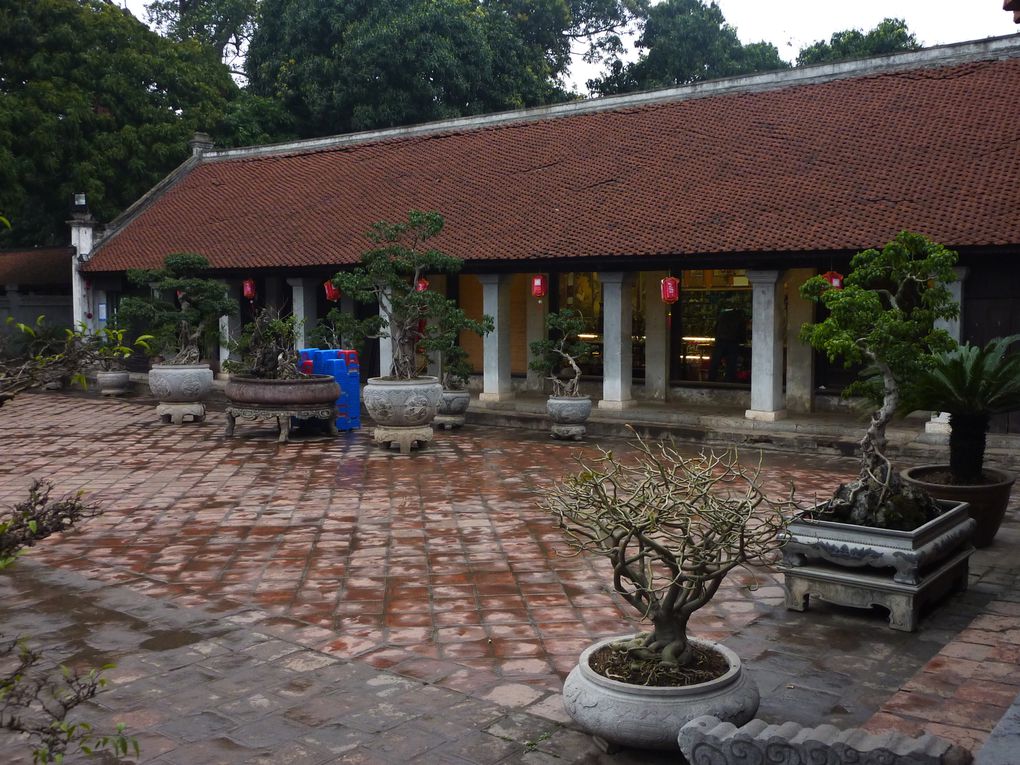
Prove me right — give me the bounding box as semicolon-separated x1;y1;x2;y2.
547;395;593;440
435;388;471;429
901;465;1016;548
96;370;130;396
363;376;442;427
148;363;213;403
225;374;340;408
562;635;759;751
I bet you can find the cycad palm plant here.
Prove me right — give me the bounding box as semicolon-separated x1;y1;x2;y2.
905;335;1020;483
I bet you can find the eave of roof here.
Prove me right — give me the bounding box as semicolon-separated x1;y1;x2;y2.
85;34;1020;274
0;247;73;287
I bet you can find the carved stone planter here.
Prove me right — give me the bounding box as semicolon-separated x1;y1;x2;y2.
363;376;443;454
547;395;592;440
562;635;759;752
148;363;214;424
902;465;1015;548
96;370;130;396
224;375;340;443
435;388;470;430
780;500;975;631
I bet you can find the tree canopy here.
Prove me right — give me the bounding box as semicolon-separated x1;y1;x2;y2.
0;0;237;246
796;18;921;67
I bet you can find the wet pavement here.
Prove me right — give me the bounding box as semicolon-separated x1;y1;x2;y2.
0;390;1018;763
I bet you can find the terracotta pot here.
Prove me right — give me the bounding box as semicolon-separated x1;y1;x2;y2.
901;465;1015;548
562;635;758;751
225;375;340;408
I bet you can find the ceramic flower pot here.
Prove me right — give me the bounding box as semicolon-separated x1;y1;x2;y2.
902;465;1015;548
96;370;130;396
547;395;592;440
363;376;443;427
148;363;213;403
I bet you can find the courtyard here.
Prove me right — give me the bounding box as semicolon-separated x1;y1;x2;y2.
1;390;1018;763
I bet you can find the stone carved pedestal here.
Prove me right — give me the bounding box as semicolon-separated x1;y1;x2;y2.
373;425;433;455
157;402;205;425
225;405;337;444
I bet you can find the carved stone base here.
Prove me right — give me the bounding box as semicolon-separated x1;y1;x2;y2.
373;425;433;455
551;423;586;440
225;405;337;443
780;547;972;631
434;413;465;430
157;402;206;425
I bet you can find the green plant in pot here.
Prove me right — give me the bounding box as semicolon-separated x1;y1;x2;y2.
788;231;975;630
545;429;794;751
528;308;593;440
324;210;491;453
900;335;1020;546
222;307;340;442
118;253;235;423
91;325;153;396
429;329;489;430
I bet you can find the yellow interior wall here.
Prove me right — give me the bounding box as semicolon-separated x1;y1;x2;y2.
458;275;484;372
510;274;528;374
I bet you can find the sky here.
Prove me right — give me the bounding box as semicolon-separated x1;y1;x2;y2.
119;0;1018;91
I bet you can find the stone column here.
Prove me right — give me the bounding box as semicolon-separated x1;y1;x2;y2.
286;277;319;349
68;207;95;331
525;275;548;391
644;272;669;401
599;272;635;409
745;269;787;421
218;279;241;375
927;266;969;434
784;268;816;414
478;274;513;402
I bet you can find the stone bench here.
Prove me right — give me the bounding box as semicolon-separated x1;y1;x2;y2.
678;715;972;765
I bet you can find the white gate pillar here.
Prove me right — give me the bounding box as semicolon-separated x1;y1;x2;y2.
599;272;635;409
745;269;787;421
478;274;513;402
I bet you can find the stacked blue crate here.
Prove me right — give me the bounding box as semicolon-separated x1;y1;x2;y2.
299;347;360;431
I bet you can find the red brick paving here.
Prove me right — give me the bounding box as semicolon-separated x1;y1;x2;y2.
2;391;1018;753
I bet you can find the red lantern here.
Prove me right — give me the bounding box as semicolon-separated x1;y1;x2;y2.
324;280;341;302
660;276;680;304
415;277;429;292
531;274;547;298
821;270;844;290
242;279;257;300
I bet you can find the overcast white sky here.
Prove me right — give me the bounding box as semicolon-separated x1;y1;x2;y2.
120;0;1018;91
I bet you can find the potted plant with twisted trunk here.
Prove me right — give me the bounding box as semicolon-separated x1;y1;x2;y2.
222;307;340;443
529;309;594;440
118;253;235;424
789;231;975;630
900;335;1020;547
544;429;794;751
326;211;491;453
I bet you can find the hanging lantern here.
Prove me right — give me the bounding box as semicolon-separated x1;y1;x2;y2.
821;270;844;290
660;276;680;304
531;274;547;299
415;277;429;292
242;279;257;300
323;280;341;302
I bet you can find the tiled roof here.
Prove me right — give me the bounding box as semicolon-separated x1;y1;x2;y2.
86;49;1020;273
0;247;72;287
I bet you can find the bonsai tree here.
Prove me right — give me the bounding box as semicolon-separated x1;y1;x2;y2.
430;332;475;392
800;231;959;529
224;306;301;379
902;335;1020;484
543;429;793;681
118;253;235;364
323;211;491;380
528;309;593;397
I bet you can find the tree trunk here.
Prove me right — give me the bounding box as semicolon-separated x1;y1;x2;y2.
949;413;990;483
859;361;897;483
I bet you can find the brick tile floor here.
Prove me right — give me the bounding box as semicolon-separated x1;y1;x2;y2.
1;391;1018;762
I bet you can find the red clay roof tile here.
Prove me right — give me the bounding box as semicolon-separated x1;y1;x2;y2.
85;54;1020;273
0;247;72;287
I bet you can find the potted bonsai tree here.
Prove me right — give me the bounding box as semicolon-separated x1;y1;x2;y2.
222;307;340;442
900;335;1020;546
544;428;794;751
91;325;152;396
430;336;479;430
788;231;975;629
326;210;491;453
118;253;235;424
528;308;594;440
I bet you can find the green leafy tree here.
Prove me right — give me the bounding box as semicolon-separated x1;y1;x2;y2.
323;211;492;380
796;17;920;67
146;0;258;72
0;0;237;247
800;231;959;529
589;0;788;96
529;309;593;397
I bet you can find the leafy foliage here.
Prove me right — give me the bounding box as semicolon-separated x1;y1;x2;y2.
589;0;788;95
901;335;1020;483
223;306;300;379
796;18;920;67
146;0;258;69
528;309;593;397
1;318;95;403
0;0;237;247
118;253;234;364
90;325;153;372
323;211;492;380
543;430;793;675
800;231;959;528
